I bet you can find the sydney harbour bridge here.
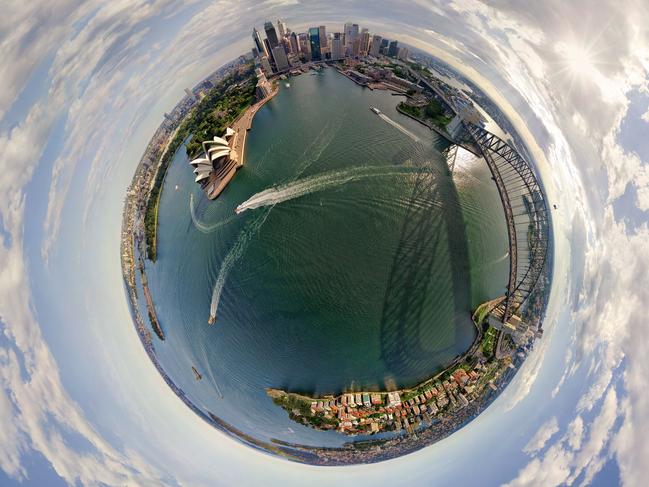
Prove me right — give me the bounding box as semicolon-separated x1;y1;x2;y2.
380;70;550;372
417;70;550;327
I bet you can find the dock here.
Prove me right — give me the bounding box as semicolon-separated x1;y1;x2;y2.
205;84;279;200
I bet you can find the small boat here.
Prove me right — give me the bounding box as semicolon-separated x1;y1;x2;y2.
208;314;216;325
370;106;381;115
192;366;202;380
285;82;290;88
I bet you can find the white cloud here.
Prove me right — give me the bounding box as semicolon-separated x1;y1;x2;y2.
642;107;649;123
505;388;618;487
524;417;559;455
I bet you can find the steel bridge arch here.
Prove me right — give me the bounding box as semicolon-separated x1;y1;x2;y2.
464;123;550;324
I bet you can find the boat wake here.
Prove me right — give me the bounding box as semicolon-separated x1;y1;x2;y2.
207;121;341;322
209;208;272;322
190;193;236;233
236;165;423;214
378;113;420;142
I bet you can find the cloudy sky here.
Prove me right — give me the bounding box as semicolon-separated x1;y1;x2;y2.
1;0;648;485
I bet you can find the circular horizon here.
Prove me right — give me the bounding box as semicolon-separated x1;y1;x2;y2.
124;33;550;463
1;1;647;485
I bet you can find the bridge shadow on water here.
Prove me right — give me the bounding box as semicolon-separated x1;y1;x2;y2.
380;143;473;382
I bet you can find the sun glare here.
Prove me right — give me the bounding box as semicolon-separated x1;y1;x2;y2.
556;42;597;77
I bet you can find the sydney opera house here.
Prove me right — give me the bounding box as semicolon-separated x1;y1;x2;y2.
189;127;235;195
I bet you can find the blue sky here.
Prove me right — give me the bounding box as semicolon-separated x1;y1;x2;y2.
1;0;649;485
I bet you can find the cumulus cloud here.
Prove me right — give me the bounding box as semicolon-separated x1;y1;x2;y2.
524;417;560;455
506;388;618;487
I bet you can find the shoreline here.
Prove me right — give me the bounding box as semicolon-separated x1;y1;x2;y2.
267;306;508;437
205;83;279;200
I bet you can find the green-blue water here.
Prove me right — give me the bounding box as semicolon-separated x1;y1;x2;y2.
146;68;508;447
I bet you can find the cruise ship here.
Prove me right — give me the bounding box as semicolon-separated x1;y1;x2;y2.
370;106;381;115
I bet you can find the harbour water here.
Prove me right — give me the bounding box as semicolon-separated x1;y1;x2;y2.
145;67;508;447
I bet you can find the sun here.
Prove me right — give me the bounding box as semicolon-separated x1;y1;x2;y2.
555;41;597;78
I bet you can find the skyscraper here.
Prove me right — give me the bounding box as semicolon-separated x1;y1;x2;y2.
264;21;279;48
369;35;382;57
360;28;370;56
259;56;273;76
331;33;343;61
318;25;328;48
308;27;321;61
277;19;288;38
344;23;359;45
252;28;266;57
289;32;299;54
380;38;389;55
272;45;290;71
352;37;361;57
298;33;311;61
388;40;399;57
263;38;275;67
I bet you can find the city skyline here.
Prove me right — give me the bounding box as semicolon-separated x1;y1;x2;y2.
251;19;410;76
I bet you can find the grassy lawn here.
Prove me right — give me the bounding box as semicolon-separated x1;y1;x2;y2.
481;326;497;358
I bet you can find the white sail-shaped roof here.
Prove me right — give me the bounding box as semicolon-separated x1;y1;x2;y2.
190;157;210;167
224;127;235;139
195;172;211;183
212;136;230;145
202;137;229;155
208;147;231;161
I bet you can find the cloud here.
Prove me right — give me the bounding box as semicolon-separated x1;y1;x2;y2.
506;388;618;487
524;417;560;455
642;107;649;123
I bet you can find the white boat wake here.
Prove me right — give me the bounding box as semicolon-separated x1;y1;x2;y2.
378;113;420;142
189;193;236;233
236;165;423;214
209;208;272;322
207;121;342;322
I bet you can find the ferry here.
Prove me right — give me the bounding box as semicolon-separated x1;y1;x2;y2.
370;106;381;115
192;366;202;381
